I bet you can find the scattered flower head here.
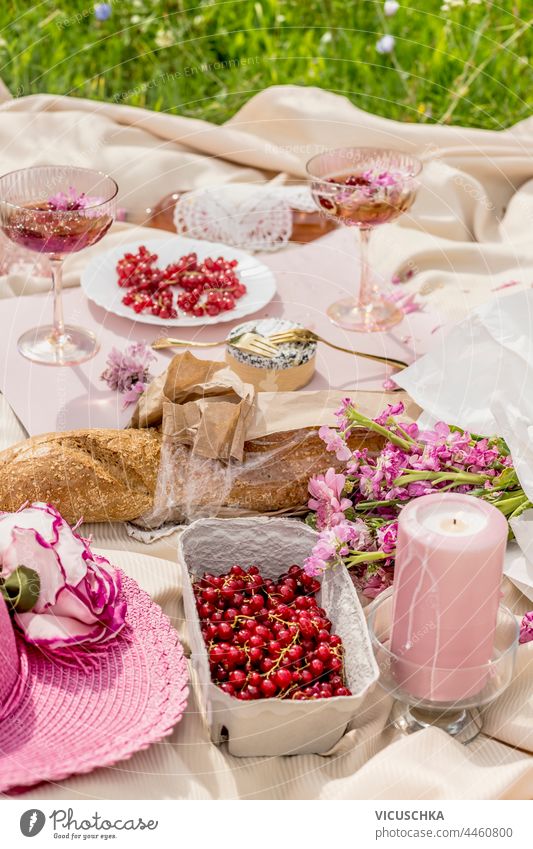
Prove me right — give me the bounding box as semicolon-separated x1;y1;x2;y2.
386;288;423;315
100;342;156;406
47;187;95;212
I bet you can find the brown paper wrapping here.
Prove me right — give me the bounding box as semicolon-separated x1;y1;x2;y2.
132;351;419;444
129;351;419;527
131;351;255;461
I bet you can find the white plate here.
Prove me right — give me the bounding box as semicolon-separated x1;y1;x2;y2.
80;236;277;326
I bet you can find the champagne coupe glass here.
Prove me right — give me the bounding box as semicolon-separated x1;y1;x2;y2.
0;165;118;365
307;147;422;333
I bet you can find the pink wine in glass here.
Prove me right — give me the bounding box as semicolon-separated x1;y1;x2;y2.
318;171;418;227
307;148;421;332
4;201;113;255
0;166;118;366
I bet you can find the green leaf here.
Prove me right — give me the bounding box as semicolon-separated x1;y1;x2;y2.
0;566;40;613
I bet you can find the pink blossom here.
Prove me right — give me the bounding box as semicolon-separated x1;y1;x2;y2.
374;402;404;426
312;532;337;562
519;611;533;644
402;421;420;439
17;554;126;649
303;520;374;577
334;396;352;432
303;554;328;577
357;445;409;500
353;564;394;599
376;521;398;554
47;187;99;211
101;342;155;406
409;446;442;472
308;468;351;529
492;280;519;292
418;421;470;451
407;481;436;497
318;425;352;461
306;400;522;600
336;518;373;550
362;569;393;599
386;290;423;314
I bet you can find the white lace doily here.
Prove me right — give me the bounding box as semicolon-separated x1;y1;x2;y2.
173;183;315;252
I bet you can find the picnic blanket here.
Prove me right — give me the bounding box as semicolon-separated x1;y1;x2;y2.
0;81;532;799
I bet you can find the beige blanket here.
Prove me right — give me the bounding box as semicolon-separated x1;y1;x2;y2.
0;82;532;799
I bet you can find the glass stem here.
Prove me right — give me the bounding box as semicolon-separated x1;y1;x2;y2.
357;227;373;310
50;256;66;346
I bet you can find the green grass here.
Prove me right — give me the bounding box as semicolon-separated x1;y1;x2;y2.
1;1;532;129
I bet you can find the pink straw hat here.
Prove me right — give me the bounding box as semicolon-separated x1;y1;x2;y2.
0;571;189;794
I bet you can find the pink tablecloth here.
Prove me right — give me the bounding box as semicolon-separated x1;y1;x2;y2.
0;226;441;436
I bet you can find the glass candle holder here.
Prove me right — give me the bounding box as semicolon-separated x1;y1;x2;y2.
368;588;519;744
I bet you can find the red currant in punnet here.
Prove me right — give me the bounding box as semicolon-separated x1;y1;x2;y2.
194;563;352;701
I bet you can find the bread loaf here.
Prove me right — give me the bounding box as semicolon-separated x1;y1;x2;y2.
0;429;162;524
226;428;383;513
0;427;383;524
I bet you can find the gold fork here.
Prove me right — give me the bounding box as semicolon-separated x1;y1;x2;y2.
267;328;408;370
152;332;278;359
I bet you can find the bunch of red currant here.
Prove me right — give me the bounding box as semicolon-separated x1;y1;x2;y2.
117;245;246;319
194;564;352;701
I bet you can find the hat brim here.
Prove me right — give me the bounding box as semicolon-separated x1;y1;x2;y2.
0;572;189;794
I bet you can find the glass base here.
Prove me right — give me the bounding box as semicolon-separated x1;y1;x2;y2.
18;325;99;366
327;297;403;332
392;703;483;745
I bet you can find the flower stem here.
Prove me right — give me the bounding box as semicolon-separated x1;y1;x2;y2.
346;549;392;567
395;470;488;486
346;408;414;451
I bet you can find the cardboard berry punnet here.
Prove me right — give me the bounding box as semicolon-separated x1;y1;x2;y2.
179;516;379;757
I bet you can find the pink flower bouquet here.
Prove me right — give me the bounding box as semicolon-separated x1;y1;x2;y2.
0;503;126;650
305;401;530;607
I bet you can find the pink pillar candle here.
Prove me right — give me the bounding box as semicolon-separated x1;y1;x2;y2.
390;493;507;702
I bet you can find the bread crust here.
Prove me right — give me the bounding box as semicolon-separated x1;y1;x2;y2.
0;428;161;523
0;427;383;524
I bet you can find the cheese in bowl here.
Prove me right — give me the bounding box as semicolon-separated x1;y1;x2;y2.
225;318;316;391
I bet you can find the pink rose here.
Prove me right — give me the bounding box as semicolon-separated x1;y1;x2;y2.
0;503;126;649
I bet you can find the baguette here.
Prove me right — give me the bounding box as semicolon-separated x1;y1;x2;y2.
0;427;383;524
